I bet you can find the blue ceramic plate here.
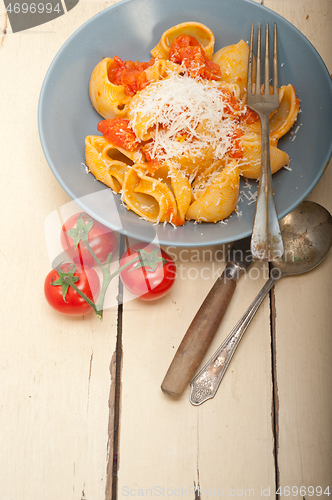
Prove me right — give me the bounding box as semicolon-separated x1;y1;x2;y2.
38;0;332;247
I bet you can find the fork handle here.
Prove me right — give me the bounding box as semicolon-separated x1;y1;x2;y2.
260;113;271;178
251;112;283;261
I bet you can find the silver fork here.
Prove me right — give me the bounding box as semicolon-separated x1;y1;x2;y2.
247;22;284;261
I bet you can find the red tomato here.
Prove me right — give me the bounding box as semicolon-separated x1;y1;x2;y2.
169;34;221;80
228;128;244;159
44;264;100;316
60;213;117;267
119;243;176;301
240;106;259;125
107;56;155;96
220;89;259;124
97;118;140;151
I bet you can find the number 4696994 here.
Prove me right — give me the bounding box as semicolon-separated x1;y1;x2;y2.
276;486;330;496
5;3;62;14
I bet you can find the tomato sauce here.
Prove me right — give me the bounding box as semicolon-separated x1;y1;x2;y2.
169;35;221;80
239;106;259;125
141;141;165;173
108;56;155;96
221;89;259;124
97;118;139;151
228;128;244;159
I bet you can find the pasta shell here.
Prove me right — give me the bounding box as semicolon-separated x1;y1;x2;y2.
151;164;192;223
237;134;289;179
186;161;240;222
122;166;180;224
89;58;131;119
144;59;167;83
212;40;253;97
102;142;142;165
85;135;133;192
151;22;215;60
127;89;157;141
191;159;226;191
216;82;241;100
269;84;300;139
246;84;299;139
164;60;183;74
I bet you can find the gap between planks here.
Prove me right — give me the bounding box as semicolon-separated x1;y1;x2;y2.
105;235;125;500
269;269;280;500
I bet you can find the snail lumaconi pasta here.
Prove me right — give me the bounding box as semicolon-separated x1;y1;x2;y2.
86;22;300;226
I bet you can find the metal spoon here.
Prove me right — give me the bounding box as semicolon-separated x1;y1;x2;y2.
190;201;332;405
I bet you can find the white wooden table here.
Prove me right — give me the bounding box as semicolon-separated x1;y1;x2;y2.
1;1;331;498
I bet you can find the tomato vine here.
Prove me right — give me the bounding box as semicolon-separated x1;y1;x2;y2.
46;213;174;319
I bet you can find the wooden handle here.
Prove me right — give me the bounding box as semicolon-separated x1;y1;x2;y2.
161;269;237;397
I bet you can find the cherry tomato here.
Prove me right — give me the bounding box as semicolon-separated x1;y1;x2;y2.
119;243;176;301
44;264;100;316
60;212;117;267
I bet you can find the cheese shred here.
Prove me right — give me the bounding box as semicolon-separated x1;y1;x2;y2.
129;72;236;163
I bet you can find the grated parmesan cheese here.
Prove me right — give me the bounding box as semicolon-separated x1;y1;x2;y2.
129;72;237;164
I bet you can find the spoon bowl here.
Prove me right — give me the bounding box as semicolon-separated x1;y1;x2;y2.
274;201;332;276
190;201;332;405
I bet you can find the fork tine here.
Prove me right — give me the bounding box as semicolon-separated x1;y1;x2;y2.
273;23;278;95
264;22;270;94
255;22;261;95
248;21;254;94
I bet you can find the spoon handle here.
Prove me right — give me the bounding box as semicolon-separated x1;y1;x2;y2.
190;273;279;405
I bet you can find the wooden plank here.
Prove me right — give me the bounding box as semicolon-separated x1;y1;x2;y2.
0;1;122;499
119;243;275;493
264;0;332;493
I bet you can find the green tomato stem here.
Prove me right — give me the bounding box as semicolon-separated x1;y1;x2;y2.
109;255;141;280
83;239;105;270
94;255;141;316
105;250;113;273
63;277;99;316
65;236;143;320
94;274;111;319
